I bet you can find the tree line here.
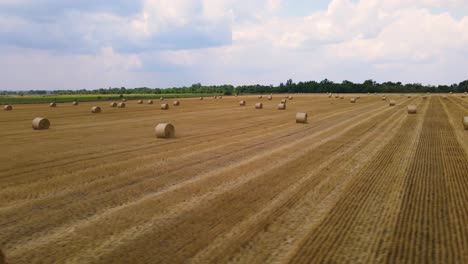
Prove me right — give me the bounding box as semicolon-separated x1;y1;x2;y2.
2;79;467;96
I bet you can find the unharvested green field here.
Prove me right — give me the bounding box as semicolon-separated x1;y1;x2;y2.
0;93;214;104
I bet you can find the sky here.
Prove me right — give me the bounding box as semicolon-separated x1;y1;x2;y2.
0;0;467;90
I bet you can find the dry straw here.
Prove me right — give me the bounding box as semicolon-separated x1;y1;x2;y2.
155;123;175;138
255;102;263;109
117;102;126;108
407;105;417;114
91;106;102;113
357;96;360;99
422;96;427;99
49;102;56;107
389;100;396;106
3;105;12;111
442;95;447;99
408;95;412;98
199;97;204;100
335;95;339;98
72;101;79;106
278;103;286;110
296;112;307;123
340;96;344;99
173;101;180;106
218;96;222;99
0;248;5;264
32;117;50;130
122;98;127;102
268;95;272;100
147;100;153;104
463;117;468;130
382;96;387;100
288;95;293;100
160;97;164;101
350;98;356;103
110;102;117;107
161;103;169;110
239;100;246;106
258;95;262;99
281;98;287;103
137;100;143;104
214;96;218;99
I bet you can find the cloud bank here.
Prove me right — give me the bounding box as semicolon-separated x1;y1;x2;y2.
0;0;467;90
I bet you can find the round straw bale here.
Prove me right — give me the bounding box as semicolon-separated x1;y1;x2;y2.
281;98;287;104
296;112;307;123
350;98;356;103
49;102;56;107
340;96;344;99
110;102;117;107
122;98;127;102
239;100;246;106
407;105;417;114
258;95;262;99
147;100;153;104
173;101;180;106
442;95;447;99
117;102;126;108
72;101;79;106
91;106;101;113
357;96;360;99
328;95;332;98
463;117;468;130
288;96;293;100
32;117;50;130
161;103;169;110
199;97;204;100
335;95;339;98
450;92;453;94
160;97;164;101
278;103;286;110
137;100;143;104
255;102;263;109
389;100;396;106
382;96;386;100
268;95;272;100
3;105;12;111
155;123;175;138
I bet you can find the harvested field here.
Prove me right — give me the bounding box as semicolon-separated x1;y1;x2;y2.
0;94;467;264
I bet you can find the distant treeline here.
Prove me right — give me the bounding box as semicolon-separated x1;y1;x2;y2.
2;79;468;95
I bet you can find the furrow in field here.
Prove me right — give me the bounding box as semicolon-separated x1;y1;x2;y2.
386;97;468;263
286;98;427;263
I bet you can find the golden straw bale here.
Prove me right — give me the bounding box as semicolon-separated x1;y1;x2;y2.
350;98;356;103
296;112;307;123
117;102;126;108
155;123;175;138
32;117;50;130
110;102;117;107
173;101;180;106
161;103;169;110
389;100;396;106
463;117;468;130
137;100;143;104
278;103;286;110
239;100;246;106
72;101;79;106
407;105;417;114
147;100;153;104
91;106;101;113
49;102;56;107
3;105;12;111
255;102;263;109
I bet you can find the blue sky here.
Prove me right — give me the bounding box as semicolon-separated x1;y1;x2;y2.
0;0;467;90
